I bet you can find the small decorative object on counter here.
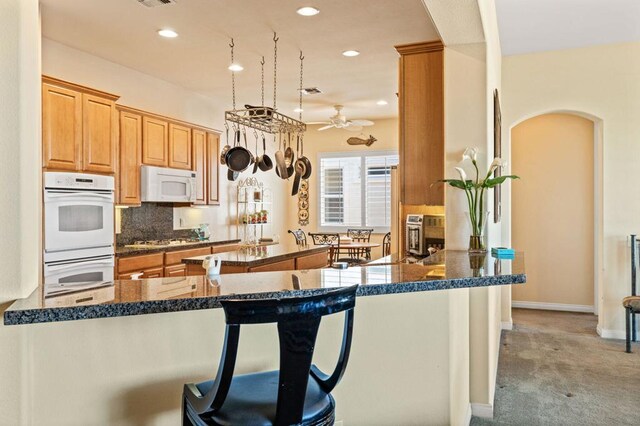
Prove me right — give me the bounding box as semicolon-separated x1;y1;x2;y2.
438;147;519;253
202;255;222;278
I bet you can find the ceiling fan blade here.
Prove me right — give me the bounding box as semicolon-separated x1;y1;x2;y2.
345;125;363;132
318;125;335;131
350;119;374;126
307;121;331;125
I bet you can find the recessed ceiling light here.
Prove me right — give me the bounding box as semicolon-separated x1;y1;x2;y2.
376;100;388;106
342;50;360;57
228;64;244;72
158;29;178;38
294;108;304;113
297;6;320;16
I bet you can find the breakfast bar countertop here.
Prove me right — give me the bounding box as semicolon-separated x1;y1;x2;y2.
182;242;330;268
4;251;525;326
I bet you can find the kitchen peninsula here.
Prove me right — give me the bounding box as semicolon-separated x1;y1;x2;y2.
4;251;525;424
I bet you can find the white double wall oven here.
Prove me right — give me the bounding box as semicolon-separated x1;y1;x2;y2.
43;172;115;296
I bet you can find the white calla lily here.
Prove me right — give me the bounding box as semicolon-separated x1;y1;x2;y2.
462;147;478;162
488;157;506;174
455;167;467;183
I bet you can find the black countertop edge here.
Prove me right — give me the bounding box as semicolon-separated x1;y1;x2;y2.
3;273;526;326
115;239;241;257
182;246;330;267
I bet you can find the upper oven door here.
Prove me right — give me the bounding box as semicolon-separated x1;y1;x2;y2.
44;189;114;253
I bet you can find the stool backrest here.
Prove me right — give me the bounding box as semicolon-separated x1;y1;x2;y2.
632;234;638;296
197;284;358;425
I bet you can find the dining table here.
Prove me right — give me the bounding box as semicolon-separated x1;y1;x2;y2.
329;241;381;265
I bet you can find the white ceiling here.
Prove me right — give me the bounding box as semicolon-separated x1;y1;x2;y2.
496;0;640;56
39;0;439;122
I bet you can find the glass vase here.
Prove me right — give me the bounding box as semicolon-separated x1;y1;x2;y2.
468;235;487;253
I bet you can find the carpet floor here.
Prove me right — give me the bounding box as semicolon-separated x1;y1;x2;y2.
470;309;640;426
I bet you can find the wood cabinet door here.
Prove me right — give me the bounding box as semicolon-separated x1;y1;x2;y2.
397;43;444;205
142;267;164;279
142;116;169;166
82;94;117;173
206;132;220;205
42;83;82;171
118;110;142;205
168;123;192;169
192;129;207;205
164;264;187;277
248;259;295;273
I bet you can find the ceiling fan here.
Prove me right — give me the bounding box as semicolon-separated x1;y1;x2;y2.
312;105;374;131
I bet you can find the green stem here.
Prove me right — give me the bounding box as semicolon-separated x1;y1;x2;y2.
478;187;485;236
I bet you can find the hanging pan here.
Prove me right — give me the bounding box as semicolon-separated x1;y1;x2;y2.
225;127;251;172
258;133;273;172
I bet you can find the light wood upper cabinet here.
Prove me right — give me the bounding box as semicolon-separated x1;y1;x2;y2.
82;94;117;173
118;109;142;205
206;132;220;205
142;116;169;166
192;129;207;205
395;41;445;206
168;123;192;169
42;83;82;171
42;76;119;174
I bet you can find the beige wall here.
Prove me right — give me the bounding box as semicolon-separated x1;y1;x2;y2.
42;38;290;242
0;1;41;424
512;113;595;307
501;41;640;337
286;119;399;259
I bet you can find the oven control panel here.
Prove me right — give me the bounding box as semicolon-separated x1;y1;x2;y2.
44;172;115;191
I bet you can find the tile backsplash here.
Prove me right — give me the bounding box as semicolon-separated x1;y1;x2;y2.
116;203;195;245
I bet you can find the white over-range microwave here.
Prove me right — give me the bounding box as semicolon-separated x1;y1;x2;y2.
141;165;197;203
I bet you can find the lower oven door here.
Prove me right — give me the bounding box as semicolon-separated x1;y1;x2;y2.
44;255;115;296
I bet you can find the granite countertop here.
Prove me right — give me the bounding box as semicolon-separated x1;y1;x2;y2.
4;251;525;325
183;242;330;267
115;239;242;257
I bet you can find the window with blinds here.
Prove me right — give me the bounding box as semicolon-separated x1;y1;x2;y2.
318;152;398;231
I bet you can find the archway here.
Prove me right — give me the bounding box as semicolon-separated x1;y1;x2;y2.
502;109;604;330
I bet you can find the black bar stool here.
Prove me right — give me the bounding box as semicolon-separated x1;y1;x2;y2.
183;284;358;425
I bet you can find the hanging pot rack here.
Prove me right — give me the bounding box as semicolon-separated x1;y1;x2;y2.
225;33;306;135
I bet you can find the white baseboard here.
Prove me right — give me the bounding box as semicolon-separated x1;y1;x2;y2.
463;403;472;426
512;301;594;313
501;320;513;330
596;324;627;340
471;403;494;419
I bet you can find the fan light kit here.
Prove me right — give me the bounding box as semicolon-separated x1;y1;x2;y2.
376;100;388;106
158;29;178;38
297;6;320;16
228;64;244;72
342;50;360;57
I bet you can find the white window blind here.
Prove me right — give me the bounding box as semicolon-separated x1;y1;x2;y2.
318;152;398;231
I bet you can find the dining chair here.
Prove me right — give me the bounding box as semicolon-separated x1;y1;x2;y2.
346;228;374;260
183;284;359;425
308;232;341;264
382;232;391;257
624;234;640;353
288;229;307;247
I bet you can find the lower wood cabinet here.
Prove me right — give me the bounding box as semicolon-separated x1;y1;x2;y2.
164;264;187;277
295;252;329;270
117;267;164;280
248;259;295;273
